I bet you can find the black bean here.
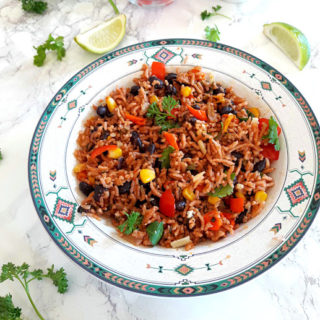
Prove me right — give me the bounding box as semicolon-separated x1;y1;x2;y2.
241;164;246;172
176;200;186;211
135;199;147;208
77;206;87;213
231;151;243;160
117;157;125;170
148;143;156;155
100;130;110;140
139;181;151;193
150;196;160;207
96;106;107;118
253;159;266;172
118;181;131;194
131;131;144;152
190;169;198;176
130;85;140;96
165;84;177;96
131;131;139;141
218;105;234;115
189;117;197;125
192;104;201;110
93;185;105;202
165;73;177;83
79;182;94;196
177;216;184;224
155;158;162;169
183;152;192;159
149;76;164;89
235;210;247;224
212;86;225;95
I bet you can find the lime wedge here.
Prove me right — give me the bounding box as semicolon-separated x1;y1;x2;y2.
74;14;126;54
263;22;310;70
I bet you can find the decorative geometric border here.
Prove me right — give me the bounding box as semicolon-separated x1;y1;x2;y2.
28;39;320;297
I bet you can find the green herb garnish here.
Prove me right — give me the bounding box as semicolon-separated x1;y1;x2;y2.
0;294;22;320
215;121;224;140
205;25;221;42
33;34;66;67
146;221;164;246
238;109;256;122
160;146;175;169
201;5;231;21
264;116;280;151
208;173;235;198
118;211;142;235
0;150;2;161
21;0;47;14
146;96;180;131
0;262;68;320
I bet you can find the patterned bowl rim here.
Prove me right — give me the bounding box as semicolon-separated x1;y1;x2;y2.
28;38;320;297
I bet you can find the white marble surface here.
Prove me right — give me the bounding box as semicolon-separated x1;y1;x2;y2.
1;0;320;319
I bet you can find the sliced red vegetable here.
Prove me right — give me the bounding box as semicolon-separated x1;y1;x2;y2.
221;212;235;227
203;211;222;231
187;105;208;121
159;189;175;217
163;131;179;150
229;198;244;213
261;143;280;161
125;113;147;125
151;61;166;80
259;118;281;135
76;171;88;182
90;145;117;160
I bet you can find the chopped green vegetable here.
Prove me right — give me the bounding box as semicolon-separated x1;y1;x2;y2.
33;34;66;67
208;173;235;198
205;25;221;42
238;109;255;122
0;262;68;320
146;221;164;246
118;211;142;235
160;146;175;169
21;0;47;14
146;96;180;131
266;116;280;151
0;294;22;320
201;5;231;21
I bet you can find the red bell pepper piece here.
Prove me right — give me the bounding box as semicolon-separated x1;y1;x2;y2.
163;131;179;150
259;118;281;135
221;212;235;227
229;198;245;213
203;211;223;231
187;105;208;121
125;113;147;125
261;143;280;161
76;171;88;182
159;189;175;217
90;145;117;160
151;61;166;80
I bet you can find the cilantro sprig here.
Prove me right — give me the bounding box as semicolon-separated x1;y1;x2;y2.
118;211;142;235
208;173;235;198
0;262;68;320
263;116;280;151
205;25;221;42
146;96;180;131
21;0;47;14
201;5;231;21
33;34;66;67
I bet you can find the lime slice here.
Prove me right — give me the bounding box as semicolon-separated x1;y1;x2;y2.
263;22;310;70
75;14;126;54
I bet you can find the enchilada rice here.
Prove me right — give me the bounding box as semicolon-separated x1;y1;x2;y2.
74;62;281;250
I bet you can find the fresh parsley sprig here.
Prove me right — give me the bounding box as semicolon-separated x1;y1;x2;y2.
0;262;68;320
146;96;180;131
205;25;221;42
118;211;142;235
263;116;280;151
0;294;22;320
33;34;66;67
201;5;231;21
21;0;47;14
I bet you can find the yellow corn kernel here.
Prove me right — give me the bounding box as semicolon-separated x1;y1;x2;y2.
149;95;159;104
105;96;117;112
248;107;260;118
140;169;156;184
182;187;196;201
208;196;220;205
73;163;86;173
235;191;245;199
108;148;122;159
88;176;95;185
255;191;268;203
181;86;192;97
223;114;235;133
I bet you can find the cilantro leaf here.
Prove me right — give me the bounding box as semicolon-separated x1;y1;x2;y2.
0;294;22;320
160;146;175;169
21;0;47;14
267;116;280;151
200;10;211;20
200;5;230;21
33;34;66;67
205;25;221;42
208;173;236;198
118;211;142;235
146;221;164;246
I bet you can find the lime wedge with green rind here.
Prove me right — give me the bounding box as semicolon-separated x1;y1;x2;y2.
263;22;310;70
75;14;126;54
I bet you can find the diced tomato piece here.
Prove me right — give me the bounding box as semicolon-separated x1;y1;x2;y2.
151;61;166;80
259;117;281;136
159;189;175;217
261;143;280;161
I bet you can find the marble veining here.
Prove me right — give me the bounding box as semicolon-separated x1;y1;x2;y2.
1;0;320;319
